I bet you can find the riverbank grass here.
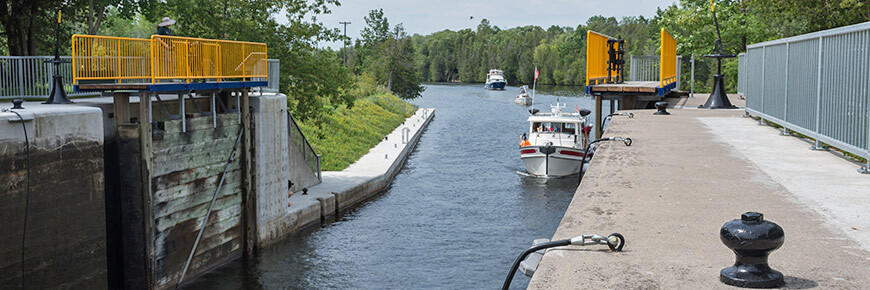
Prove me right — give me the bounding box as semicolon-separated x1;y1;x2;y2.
299;93;418;171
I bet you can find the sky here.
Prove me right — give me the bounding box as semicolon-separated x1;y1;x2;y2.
278;0;678;49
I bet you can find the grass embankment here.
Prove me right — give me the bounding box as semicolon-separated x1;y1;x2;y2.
299;93;418;171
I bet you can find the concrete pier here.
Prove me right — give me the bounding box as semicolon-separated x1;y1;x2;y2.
529;96;870;288
1;103;107;289
275;108;435;238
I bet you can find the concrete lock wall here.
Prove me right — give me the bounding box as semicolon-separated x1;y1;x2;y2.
250;93;321;246
0;105;107;289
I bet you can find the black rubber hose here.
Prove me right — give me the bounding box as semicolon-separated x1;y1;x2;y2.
8;110;30;289
501;239;571;290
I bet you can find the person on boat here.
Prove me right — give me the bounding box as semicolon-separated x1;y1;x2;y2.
520;133;531;147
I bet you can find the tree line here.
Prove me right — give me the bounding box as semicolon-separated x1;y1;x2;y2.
1;0;867;119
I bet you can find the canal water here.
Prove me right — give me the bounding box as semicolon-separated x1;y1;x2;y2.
187;83;610;289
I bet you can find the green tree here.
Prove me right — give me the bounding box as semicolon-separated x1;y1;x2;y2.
355;10;424;99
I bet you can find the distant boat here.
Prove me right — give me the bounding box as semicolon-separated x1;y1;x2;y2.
515;85;532;105
485;69;507;90
519;103;592;177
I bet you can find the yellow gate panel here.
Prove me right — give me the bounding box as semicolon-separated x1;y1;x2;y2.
660;28;677;88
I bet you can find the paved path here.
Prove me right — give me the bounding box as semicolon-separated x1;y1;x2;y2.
528;97;870;289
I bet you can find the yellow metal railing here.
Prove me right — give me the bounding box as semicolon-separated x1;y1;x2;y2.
585;30;622;86
72;34;267;84
72;35;152;82
660;28;677;88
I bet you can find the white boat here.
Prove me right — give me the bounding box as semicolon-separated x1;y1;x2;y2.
515;85;532;105
518;103;591;177
485;69;507;90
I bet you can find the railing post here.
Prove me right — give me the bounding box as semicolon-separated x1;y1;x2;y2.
17;58;25;98
690;53;694;98
117;38;122;83
676;55;681;91
759;46;766;125
781;43;790;135
811;36;827;151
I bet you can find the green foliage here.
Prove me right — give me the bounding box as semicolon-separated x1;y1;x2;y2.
351;10;425;100
411;17;659;87
298;93;418;171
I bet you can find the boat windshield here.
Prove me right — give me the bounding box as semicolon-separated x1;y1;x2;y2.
532;122;577;134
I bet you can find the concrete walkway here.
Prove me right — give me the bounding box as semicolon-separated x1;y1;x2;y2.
528;97;870;289
281;108;434;235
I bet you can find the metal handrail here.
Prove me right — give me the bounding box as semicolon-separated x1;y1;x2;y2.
71;34;267;84
742;21;870;172
287;112;322;180
0;56;99;99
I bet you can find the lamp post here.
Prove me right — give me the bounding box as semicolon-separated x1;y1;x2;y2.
44;10;72;104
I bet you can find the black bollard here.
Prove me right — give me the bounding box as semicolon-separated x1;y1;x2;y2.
720;212;785;288
11;98;24;110
653;101;670;115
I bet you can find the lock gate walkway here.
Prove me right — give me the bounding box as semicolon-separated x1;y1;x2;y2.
528;96;870;289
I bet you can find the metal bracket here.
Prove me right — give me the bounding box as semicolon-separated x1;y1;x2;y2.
154;94;181;120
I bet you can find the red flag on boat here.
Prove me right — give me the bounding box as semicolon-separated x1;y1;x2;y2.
534;67;539;80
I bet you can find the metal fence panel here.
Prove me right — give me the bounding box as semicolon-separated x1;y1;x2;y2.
819;29;869;152
629;55;681;86
745;48;764;111
762;44;787;120
0;56;99;100
742;21;870;170
785;38;819;130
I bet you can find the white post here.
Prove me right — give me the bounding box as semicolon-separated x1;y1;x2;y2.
812;37;826;151
782;43;790;135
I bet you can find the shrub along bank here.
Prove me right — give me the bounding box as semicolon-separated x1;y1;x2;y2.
299;93;418;171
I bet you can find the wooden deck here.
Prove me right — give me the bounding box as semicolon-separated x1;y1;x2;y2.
588;81;659;93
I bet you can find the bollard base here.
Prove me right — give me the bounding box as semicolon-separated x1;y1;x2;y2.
720;264;783;288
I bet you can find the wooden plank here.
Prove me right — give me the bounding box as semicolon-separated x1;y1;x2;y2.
138;91;156;289
161;114;238;134
241;89;256;255
113;93;131;124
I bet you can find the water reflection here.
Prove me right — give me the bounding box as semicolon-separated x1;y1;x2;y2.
186;83;607;289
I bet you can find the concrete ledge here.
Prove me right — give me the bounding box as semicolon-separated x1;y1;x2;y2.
273;108;434;241
528;107;870;289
